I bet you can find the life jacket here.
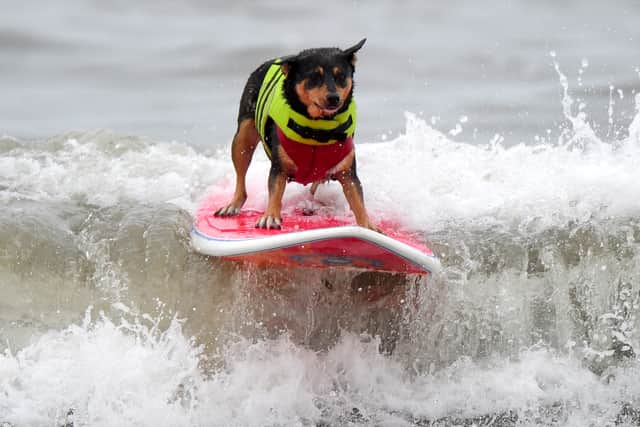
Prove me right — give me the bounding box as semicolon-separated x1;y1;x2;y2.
254;61;357;184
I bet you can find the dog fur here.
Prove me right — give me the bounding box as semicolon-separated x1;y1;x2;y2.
215;39;378;232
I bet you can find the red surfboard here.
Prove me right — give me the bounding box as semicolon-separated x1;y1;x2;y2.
191;188;440;275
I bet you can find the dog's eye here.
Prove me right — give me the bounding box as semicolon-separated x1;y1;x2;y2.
333;71;347;87
307;71;323;86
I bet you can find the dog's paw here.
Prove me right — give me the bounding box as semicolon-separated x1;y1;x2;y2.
214;205;241;217
255;215;282;229
360;220;384;235
214;193;247;217
372;225;386;235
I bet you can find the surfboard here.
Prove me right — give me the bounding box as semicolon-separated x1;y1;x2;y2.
191;188;441;275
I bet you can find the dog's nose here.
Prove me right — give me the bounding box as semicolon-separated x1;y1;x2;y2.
326;93;340;108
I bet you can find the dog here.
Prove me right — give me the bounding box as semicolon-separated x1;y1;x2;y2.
215;38;379;232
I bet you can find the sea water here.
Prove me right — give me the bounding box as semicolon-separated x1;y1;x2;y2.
1;1;640;426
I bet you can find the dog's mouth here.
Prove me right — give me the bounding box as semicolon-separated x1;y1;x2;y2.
314;103;341;117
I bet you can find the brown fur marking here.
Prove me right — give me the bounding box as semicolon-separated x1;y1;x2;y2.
295;80;330;118
336;77;352;104
294;76;353;118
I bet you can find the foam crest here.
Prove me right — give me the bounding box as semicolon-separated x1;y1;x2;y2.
356;110;640;232
2;105;639;236
0;130;230;211
0;308;203;426
4;319;640;426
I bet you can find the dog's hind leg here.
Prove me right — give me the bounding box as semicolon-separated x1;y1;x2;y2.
301;181;323;216
309;180;323;197
215;61;272;217
215;118;260;216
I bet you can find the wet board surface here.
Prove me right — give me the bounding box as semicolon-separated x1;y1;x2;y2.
191;188;440;275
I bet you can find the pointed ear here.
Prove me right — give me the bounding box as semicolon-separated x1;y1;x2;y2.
279;54;298;76
342;38;366;66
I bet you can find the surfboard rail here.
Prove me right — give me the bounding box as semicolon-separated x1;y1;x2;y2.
191;224;441;275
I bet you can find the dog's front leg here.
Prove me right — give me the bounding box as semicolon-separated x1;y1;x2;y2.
256;167;287;229
256;137;296;229
335;168;381;233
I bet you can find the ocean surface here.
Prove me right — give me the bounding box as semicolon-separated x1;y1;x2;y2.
1;1;640;426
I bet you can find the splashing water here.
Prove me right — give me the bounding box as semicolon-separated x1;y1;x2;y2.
1;60;640;426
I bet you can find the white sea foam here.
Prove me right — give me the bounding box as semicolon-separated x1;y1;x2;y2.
0;308;203;426
1;66;640;426
357;109;640;232
0;130;231;211
3;104;639;237
2;310;639;426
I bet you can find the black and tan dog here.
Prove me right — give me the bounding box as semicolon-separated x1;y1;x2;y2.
215;39;379;232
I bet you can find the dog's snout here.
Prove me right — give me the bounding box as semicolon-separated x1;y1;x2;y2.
326;93;340;107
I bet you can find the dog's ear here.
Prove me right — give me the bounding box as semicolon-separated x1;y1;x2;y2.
279;54;298;76
342;38;366;67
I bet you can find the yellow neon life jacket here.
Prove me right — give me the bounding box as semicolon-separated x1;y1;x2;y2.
255;60;357;156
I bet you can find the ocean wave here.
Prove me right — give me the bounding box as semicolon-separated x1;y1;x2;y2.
1;79;640;425
3;311;640;426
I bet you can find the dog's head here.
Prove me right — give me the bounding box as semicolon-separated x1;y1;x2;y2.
281;38;366;119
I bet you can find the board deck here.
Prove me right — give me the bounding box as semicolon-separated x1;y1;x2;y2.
191;190;441;275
